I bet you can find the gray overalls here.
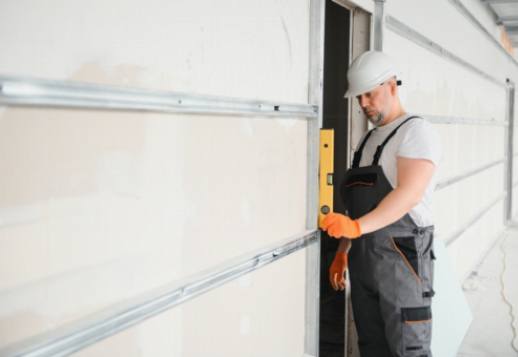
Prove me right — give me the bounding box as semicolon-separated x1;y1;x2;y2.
340;116;435;357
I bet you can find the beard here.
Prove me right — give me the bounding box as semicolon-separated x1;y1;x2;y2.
366;111;384;126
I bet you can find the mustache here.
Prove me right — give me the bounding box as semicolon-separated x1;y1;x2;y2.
363;109;378;117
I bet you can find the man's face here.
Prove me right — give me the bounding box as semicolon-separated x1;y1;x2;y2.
356;81;392;126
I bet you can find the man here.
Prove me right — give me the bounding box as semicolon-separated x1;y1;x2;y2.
319;51;441;357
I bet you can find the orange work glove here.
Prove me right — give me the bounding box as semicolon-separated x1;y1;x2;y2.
329;251;348;291
320;212;362;239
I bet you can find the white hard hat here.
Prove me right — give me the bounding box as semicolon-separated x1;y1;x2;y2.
344;51;400;97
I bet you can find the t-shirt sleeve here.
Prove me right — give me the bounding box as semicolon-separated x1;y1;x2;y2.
397;119;442;166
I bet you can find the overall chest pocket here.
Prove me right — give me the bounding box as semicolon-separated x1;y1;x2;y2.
340;172;381;219
343;172;378;188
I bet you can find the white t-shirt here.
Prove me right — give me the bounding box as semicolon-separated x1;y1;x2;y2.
355;113;442;227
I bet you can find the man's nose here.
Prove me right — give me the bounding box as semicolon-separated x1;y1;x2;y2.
358;95;368;108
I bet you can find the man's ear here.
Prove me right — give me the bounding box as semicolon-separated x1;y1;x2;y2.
389;79;398;95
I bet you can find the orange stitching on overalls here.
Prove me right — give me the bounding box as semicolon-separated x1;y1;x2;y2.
390;237;422;283
345;181;374;187
404;319;432;325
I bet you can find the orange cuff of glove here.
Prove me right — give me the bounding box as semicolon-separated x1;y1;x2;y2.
320;212;362;239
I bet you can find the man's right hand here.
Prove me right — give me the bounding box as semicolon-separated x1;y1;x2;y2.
329;251;348;291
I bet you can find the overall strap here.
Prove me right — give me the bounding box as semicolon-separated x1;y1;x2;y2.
372;116;421;166
352;129;376;168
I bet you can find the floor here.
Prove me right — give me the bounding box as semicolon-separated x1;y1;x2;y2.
457;225;518;357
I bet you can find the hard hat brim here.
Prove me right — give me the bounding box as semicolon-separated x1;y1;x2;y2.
344;83;379;98
344;78;402;98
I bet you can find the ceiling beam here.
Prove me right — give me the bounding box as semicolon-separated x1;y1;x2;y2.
498;16;518;25
482;0;518;4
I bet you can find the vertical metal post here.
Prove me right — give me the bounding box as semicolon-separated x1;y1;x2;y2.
505;79;515;223
307;0;325;355
348;7;371;165
347;6;371;357
373;0;386;51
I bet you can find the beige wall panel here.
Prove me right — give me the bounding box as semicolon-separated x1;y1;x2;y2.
72;250;306;357
448;203;504;280
385;0;515;84
0;0;312;350
0;0;310;103
0;107;308;347
382;5;510;281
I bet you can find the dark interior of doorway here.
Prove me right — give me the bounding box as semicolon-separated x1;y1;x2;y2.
320;1;350;357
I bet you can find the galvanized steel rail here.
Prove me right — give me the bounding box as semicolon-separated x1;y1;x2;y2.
0;230;318;357
445;193;506;246
0;76;318;119
448;0;518;69
385;16;505;88
306;0;325;354
426;114;508;126
436;159;505;191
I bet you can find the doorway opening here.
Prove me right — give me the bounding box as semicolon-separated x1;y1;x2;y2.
319;1;370;356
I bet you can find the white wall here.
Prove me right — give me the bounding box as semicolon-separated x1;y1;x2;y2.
0;0;311;355
3;0;518;354
459;0;511;53
384;0;517;281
